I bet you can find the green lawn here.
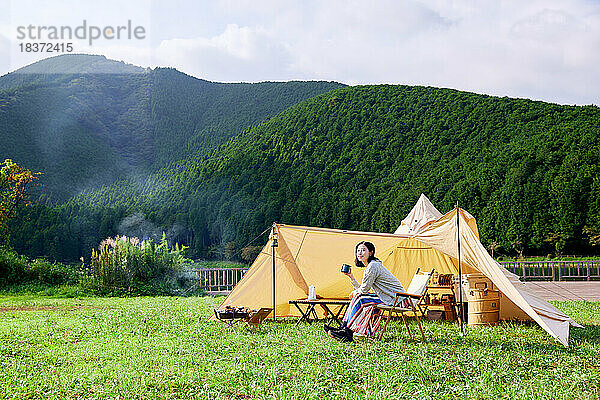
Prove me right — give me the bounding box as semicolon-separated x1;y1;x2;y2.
0;295;598;400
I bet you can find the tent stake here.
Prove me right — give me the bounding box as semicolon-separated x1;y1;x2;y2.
456;202;465;337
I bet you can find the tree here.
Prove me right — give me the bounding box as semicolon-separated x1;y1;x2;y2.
241;245;262;264
487;241;499;259
0;159;39;243
224;241;237;261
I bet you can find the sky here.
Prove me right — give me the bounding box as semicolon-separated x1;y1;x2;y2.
1;0;599;105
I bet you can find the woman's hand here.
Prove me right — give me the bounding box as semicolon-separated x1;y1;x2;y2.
342;271;355;280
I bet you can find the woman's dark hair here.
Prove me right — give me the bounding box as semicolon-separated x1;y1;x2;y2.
355;241;378;267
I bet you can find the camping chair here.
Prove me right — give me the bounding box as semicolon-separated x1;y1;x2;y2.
375;268;434;341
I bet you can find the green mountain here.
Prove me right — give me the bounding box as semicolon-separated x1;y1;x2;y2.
10;85;600;261
0;54;344;200
0;54;147;90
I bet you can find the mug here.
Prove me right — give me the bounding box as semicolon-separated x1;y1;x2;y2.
341;264;352;274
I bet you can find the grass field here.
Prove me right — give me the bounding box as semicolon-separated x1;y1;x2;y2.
0;295;598;400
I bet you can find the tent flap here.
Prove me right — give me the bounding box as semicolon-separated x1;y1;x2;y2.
416;208;580;346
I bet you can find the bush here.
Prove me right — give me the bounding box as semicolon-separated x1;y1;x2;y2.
1;236;192;296
90;234;187;294
27;258;79;286
0;246;29;286
0;246;80;287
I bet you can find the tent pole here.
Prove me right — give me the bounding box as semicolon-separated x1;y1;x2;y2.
271;223;278;321
456;202;465;337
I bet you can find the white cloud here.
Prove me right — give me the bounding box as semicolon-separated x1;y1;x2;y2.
2;0;600;104
254;0;600;105
154;24;293;81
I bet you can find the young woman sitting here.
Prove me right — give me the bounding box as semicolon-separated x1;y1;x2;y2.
325;241;408;342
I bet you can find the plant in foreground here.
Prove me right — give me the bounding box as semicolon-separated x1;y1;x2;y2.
90;234;187;294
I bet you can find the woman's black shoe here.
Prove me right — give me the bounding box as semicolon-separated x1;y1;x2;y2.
327;327;353;342
323;324;336;334
342;327;354;341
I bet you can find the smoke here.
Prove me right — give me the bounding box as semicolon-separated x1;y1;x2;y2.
117;212;161;241
116;211;191;247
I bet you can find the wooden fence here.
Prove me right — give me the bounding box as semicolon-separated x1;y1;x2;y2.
500;260;600;281
193;267;249;293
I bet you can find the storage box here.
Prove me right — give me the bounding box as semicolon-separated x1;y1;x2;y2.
426;310;445;320
443;302;457;321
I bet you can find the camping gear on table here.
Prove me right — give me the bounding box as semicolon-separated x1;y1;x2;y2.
215;305;250;319
420;273;459;321
438;273;454;286
212;194;582;346
431;272;453;286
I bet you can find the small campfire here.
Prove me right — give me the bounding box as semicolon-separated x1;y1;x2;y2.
215;305;252;319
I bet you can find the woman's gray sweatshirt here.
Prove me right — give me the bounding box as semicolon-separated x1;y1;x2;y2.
350;260;405;305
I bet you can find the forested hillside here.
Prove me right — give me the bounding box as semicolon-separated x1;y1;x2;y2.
0;54;343;200
9;85;600;261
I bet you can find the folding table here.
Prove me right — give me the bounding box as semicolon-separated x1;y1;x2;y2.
288;299;350;326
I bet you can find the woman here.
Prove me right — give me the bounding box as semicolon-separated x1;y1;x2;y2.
325;241;407;342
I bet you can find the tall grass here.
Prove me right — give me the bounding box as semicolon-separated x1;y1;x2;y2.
90;234;187;294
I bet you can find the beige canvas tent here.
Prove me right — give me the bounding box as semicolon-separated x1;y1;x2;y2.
216;198;582;346
394;193;443;235
395;193;480;239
